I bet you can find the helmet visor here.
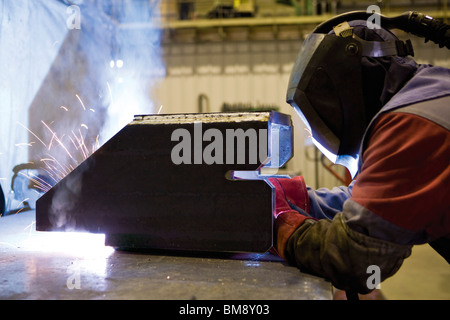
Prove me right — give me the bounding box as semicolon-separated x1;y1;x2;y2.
286;33;344;157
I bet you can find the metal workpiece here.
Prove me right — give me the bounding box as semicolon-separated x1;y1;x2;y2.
0;211;333;300
36;111;293;253
16;111;333;301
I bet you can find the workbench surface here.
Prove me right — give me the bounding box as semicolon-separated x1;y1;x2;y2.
0;210;332;300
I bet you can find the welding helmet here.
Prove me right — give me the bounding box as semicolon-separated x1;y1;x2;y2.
287;11;449;176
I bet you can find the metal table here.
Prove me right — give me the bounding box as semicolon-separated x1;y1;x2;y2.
0;210;332;300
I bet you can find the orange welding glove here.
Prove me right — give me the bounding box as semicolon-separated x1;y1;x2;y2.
268;176;313;260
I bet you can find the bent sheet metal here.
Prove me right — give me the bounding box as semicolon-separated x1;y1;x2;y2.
36;111;293;253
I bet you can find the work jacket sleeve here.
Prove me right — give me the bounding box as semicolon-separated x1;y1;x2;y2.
306;184;353;220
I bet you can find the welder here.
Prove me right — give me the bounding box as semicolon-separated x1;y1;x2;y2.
269;11;450;297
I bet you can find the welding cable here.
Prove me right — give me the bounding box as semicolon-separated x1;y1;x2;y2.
314;10;450;49
345;290;359;300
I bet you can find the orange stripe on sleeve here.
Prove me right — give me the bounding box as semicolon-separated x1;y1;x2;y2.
352;112;450;239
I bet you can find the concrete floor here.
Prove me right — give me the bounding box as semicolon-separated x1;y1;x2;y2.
333;244;450;300
1;210;447;300
0;210;333;300
381;244;450;300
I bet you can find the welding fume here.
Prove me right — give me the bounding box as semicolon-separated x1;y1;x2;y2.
0;0;164;217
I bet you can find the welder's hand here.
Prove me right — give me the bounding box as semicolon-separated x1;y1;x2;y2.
268;176;313;260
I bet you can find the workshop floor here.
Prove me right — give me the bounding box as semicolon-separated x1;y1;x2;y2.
380;244;449;300
0;210;333;300
1;210;448;300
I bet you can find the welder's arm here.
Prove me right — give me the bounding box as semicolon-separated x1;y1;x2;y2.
283;205;412;293
305;183;353;220
270;176;412;293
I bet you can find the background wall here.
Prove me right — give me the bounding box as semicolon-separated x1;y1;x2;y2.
154;35;450;189
155;39;327;185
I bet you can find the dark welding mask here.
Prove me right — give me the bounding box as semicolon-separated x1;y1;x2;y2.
287;11;450;177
